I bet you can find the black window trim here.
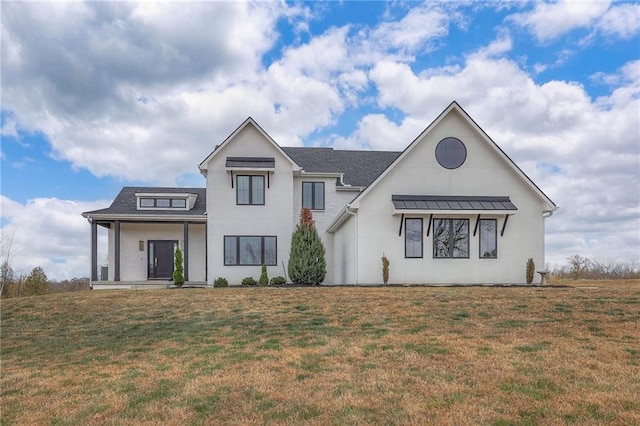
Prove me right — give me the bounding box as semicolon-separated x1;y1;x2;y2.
236;175;266;206
139;197;188;209
223;235;277;266
302;181;325;211
404;217;423;259
433;218;470;259
479;218;498;259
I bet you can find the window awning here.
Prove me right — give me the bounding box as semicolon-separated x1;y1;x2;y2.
392;195;517;214
225;156;275;169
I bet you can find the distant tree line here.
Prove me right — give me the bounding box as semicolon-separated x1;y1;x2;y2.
1;262;90;299
551;255;640;280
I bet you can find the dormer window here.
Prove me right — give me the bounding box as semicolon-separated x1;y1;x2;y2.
136;193;197;211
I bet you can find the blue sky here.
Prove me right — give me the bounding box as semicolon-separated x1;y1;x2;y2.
1;1;639;279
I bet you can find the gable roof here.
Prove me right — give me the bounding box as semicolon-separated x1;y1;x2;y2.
348;101;557;213
282;147;400;188
198;117;300;175
82;187;206;218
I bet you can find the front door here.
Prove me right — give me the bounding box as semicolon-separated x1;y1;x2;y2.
148;240;177;279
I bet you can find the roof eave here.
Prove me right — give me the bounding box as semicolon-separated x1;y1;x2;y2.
392;209;517;216
326;205;358;233
82;213;208;222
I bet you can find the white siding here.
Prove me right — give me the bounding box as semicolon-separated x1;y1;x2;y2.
331;213;357;284
353;110;547;284
292;176;358;283
107;223;206;282
204;124;295;285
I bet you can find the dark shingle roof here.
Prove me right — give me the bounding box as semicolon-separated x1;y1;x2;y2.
282;147;401;188
392;195;518;211
83;187;206;217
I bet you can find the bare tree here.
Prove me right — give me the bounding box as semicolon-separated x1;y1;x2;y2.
0;232;15;297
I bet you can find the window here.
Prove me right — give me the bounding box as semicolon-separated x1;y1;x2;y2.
140;198;155;207
237;175;265;205
302;182;325;210
479;219;497;258
224;236;277;265
405;218;423;258
156;198;171;207
433;219;469;258
171;199;186;208
435;137;467;169
139;197;187;209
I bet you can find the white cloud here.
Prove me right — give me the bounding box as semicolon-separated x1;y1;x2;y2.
510;0;612;42
597;3;640;39
1;196;109;280
371;5;452;54
1;1;298;183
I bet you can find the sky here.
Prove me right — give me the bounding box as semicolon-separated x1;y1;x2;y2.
1;0;639;280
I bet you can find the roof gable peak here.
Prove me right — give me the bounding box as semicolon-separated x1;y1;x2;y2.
348;101;556;212
198;117;300;174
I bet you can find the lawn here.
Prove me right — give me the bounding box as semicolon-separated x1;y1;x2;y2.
2;281;639;425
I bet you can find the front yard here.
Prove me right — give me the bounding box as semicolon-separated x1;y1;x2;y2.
2;281;639;424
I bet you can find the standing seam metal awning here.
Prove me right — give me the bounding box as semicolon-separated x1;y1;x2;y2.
392;195;517;212
225;156;275;168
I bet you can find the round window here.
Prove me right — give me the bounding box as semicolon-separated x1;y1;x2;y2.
435;137;467;169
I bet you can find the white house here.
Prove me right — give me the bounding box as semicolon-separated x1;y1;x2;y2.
82;101;557;288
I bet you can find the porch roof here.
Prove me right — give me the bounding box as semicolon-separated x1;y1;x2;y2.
82;187;207;219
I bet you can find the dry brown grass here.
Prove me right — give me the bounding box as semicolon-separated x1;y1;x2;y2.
2;281;639;425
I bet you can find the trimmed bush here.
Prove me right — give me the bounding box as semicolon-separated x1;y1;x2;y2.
258;264;269;286
213;277;228;288
270;276;286;286
382;254;390;285
526;258;535;284
173;247;185;287
241;277;257;286
288;208;326;285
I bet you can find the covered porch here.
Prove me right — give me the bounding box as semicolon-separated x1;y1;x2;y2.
87;219;207;287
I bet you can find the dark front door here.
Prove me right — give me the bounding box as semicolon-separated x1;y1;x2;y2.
148;240;177;279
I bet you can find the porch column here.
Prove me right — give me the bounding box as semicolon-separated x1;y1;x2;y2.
183;221;189;282
205;221;208;283
114;220;121;281
91;220;98;281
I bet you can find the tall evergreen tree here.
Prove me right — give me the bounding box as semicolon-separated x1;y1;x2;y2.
288;208;326;285
25;266;50;295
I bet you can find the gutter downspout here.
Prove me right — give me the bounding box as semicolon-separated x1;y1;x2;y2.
541;208;557;271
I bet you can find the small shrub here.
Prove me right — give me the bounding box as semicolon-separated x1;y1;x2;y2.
258;264;269;286
270;276;286;286
213;277;228;288
241;277;257;286
526;258;535;284
173;247;185;287
382;254;390;285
